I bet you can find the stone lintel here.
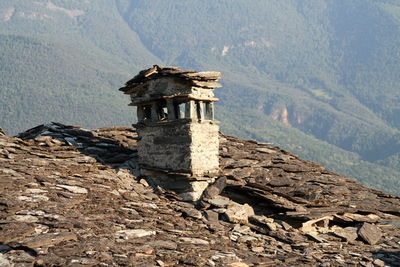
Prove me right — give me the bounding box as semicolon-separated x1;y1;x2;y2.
133;119;219;128
128;95;219;106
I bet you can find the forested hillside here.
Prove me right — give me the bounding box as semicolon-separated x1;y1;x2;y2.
0;0;399;194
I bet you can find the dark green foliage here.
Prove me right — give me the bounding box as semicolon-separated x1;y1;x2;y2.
0;34;134;133
218;105;400;195
0;0;399;194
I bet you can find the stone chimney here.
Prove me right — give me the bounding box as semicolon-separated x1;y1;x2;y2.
120;66;221;201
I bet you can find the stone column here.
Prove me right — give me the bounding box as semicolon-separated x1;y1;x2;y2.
174;103;181;119
185;100;196;119
166;99;176;120
196;101;204;120
151;103;159;121
137;106;145;122
205;102;214;120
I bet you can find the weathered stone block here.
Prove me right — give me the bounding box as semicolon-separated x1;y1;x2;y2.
137;120;219;177
358;223;382;245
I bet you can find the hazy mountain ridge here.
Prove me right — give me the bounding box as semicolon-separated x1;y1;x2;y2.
0;0;399;194
115;0;400;156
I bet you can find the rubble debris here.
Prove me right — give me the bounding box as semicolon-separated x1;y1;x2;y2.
0;122;399;266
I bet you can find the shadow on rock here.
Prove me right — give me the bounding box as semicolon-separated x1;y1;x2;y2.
16;122;140;176
373;250;400;266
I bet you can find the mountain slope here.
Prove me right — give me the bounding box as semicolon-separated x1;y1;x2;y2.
1;124;399;266
218;106;400;195
0;34;132;132
0;0;399;194
116;0;400;193
0;0;160;133
117;0;400;160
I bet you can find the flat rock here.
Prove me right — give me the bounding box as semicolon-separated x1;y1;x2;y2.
358;223;382;245
181;207;202;219
373;259;385;267
306;232;326;243
115;229;156;239
255;148;276;154
229;262;249;267
18;232;77;248
148;240;178;250
208;196;231;208
332;226;358;242
224;203;255;224
202;177;227;199
205;210;219;221
56;184;88;194
11;215;39;223
179;237;209;245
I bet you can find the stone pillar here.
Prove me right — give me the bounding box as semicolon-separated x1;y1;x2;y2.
137;106;145;122
196;101;204;120
151;103;159;121
205;102;214;120
185;100;196;119
175;103;181;119
166;99;176;120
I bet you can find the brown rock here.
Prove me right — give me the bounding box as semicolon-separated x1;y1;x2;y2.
19;232;78;248
332;226;358;242
255;147;276;154
181;207;202;219
0;223;36;243
373;259;385;267
205;210;219;222
358;223;382;245
251;246;264;253
179;237;209;245
2;123;400;267
224;203;254;224
229;262;249;267
202;177;227;199
208;196;231;207
36;254;67;266
306;232;326;243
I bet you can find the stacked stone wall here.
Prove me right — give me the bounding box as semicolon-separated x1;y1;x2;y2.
137;122;192;172
190;122;219;177
137;121;219;177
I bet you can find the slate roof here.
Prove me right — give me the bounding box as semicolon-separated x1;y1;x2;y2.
0;123;399;266
119;65;222;94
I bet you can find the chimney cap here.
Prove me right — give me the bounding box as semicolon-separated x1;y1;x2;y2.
119;65;221;94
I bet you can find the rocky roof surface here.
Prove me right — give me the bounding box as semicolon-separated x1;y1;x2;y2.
119;65;222;94
1;122;399;266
